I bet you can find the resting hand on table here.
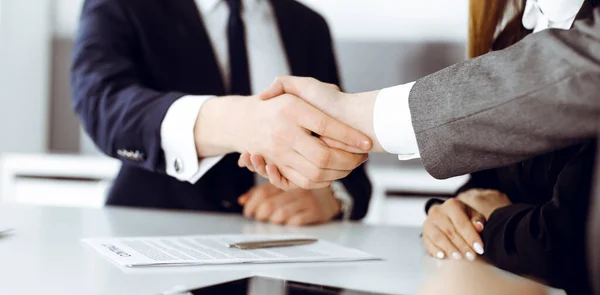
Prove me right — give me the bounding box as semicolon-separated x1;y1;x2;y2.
238;183;341;226
422;189;511;261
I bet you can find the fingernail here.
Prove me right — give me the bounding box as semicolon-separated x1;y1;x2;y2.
465;252;476;261
452;252;462;260
476;221;485;229
473;242;484;255
435;251;445;260
360;140;371;150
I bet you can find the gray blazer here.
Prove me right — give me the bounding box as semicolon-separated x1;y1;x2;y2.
410;6;600;179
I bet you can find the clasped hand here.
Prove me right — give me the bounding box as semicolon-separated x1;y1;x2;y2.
238;183;341;226
422;189;512;261
236;77;364;190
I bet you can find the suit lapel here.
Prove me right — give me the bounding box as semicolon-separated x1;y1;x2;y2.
270;0;310;76
162;0;226;95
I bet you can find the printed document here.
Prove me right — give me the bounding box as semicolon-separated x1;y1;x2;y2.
82;234;378;267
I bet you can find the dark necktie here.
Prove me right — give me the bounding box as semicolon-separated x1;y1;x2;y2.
226;0;252;95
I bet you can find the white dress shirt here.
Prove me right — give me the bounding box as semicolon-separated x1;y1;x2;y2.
374;0;585;161
161;0;290;183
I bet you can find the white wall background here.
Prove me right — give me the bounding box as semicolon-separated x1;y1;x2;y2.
53;0;468;41
0;0;52;153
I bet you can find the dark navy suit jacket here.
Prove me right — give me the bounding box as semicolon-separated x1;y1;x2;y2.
71;0;372;219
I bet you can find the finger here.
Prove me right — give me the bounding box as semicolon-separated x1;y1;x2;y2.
469;209;486;233
243;188;273;218
239;153;256;172
286;210;321;226
238;154;247;168
238;153;252;168
266;164;298;191
320;137;371;155
473;219;485;233
238;195;250;206
292;133;369;171
255;192;296;222
259;76;311;100
423;221;461;260
423;215;462;259
445;200;485;258
297;106;372;151
269;198;310;225
324;82;341;92
422;235;446;260
435;216;475;261
277;164;332;190
261;76;340;100
280;150;353;184
250;155;268;178
433;223;465;261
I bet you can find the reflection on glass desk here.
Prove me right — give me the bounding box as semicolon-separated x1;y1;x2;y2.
174;276;394;295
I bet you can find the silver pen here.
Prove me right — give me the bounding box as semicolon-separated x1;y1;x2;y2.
228;238;318;250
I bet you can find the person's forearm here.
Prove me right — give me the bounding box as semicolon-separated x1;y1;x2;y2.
194;96;246;157
332;91;386;153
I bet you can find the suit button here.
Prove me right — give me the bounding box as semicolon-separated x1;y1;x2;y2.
174;158;183;173
221;201;233;209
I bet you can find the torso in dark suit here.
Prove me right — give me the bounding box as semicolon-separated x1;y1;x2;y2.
71;0;371;219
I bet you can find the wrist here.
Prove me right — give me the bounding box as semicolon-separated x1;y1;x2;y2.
338;91;384;152
194;96;246;157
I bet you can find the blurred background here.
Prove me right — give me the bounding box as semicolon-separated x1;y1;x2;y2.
0;0;469;225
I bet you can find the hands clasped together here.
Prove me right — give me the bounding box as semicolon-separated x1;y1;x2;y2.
238;182;342;226
227;76;372;190
195;76;371;225
422;189;512;261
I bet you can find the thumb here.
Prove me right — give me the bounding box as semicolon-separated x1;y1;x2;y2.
471;215;486;233
259;76;301;100
320;137;371;155
467;207;486;232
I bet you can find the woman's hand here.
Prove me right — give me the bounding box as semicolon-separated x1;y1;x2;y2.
422;197;486;261
239;183;341;226
457;189;512;220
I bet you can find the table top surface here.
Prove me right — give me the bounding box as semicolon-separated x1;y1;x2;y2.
0;204;552;295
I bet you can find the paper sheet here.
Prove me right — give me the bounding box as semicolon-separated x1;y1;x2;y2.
82;234;378;267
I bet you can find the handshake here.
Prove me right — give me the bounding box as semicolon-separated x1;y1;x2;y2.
194;76;379;190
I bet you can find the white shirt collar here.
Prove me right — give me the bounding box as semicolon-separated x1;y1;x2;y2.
522;0;585;32
196;0;261;15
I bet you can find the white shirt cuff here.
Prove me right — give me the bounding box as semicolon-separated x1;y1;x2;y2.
161;95;224;184
373;82;421;161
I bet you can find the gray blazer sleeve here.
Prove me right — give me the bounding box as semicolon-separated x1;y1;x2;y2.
410;7;600;179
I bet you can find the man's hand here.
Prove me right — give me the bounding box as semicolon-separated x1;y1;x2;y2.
422;198;486;261
194;94;371;190
259;77;381;151
457;189;512;220
236;76;384;189
239;183;341;226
